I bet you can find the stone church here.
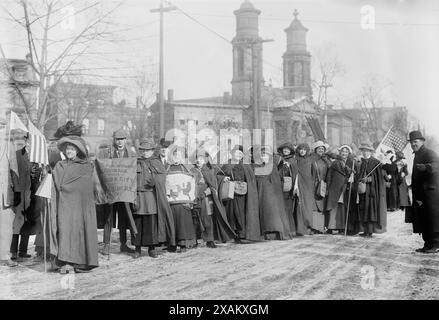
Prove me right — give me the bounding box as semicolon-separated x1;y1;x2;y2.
150;0;353;148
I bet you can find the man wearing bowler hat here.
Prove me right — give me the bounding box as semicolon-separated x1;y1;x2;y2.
99;128;137;255
408;130;439;253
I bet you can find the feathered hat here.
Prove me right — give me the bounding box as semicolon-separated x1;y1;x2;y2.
53;120;83;139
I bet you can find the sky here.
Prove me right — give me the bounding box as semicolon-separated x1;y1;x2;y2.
1;0;439;138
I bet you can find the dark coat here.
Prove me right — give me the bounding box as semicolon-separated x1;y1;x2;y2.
357;157;387;233
51;158;99;268
219;163;261;241
411;145;439;233
11;148;41;235
141;156;176;246
324;159;353;212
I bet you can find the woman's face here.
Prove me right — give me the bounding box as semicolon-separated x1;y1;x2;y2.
261;152;270;163
282;148;291;156
315;146;325;156
196;155;206;167
65;144;78;160
298;148;307;157
339;148;349;160
232;150;244;162
141;149;154;159
361;149;372;159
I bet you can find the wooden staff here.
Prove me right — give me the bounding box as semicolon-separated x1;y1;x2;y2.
344;160;355;236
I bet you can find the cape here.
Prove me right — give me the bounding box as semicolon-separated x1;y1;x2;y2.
143;156;176;246
219;163;261;241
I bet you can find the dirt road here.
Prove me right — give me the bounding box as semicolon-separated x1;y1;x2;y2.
1;210;438;300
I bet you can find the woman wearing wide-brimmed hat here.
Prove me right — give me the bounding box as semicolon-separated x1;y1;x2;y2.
309;140;331;233
277;142;301;236
356;142;387;237
51;135;99;273
324;145;360;235
219;145;260;242
294;143;315;235
393;151;411;214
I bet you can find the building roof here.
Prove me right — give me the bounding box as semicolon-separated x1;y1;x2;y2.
169;100;246;110
285;9;308;32
234;0;261;14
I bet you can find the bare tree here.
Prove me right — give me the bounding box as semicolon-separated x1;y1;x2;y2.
356;74;392;143
125;65;158;150
1;0;128;131
311;43;345;108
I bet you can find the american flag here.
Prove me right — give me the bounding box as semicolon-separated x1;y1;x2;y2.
377;126;407;153
28;120;48;166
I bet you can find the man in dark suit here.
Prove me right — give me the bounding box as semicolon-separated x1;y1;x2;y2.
409;130;439;253
99;128;138;255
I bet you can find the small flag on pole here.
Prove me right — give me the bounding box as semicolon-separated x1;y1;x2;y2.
27;119;48;166
377;126;407;154
9;111;28;133
8;111;28;177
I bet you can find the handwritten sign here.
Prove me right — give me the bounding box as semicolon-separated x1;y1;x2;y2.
95;158;137;204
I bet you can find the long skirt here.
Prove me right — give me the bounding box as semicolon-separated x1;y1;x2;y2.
326;204;346;231
170;204;196;247
291;196;308;236
225;195;246;239
192;207;214;242
132;214;158;247
283;192;297;235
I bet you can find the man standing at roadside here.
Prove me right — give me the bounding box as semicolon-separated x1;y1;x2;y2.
409;130;439;253
99;128;137;255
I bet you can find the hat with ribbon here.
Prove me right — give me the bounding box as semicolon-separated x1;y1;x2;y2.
407;130;425;142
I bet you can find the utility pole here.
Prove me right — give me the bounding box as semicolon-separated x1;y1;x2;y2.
248;39;273;130
320;81;332;140
151;1;176;138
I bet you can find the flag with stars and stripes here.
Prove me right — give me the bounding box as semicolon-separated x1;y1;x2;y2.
375;126;408;162
28;120;48;166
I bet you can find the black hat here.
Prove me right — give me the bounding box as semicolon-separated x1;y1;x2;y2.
395;151;405;160
159;138;171;148
408;130;425;142
277;142;295;154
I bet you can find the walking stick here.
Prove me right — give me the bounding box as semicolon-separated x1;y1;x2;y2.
43;199;47;273
344;161;355;236
107;204;113;261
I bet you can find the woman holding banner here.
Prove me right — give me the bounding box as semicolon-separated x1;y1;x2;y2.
52;135;98;273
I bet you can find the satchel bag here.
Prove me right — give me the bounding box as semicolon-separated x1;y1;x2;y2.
316;180;327;198
282;163;293;192
205;197;214;216
314;162;327;199
220;180;235;201
230;172;247;195
358;181;367;194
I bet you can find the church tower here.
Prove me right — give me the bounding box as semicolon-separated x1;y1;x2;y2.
231;0;263;105
283;9;312;99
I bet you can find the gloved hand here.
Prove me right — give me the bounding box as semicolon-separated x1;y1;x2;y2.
13;192;21;207
416;164;427;172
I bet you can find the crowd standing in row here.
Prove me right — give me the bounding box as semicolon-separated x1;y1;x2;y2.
2;121;438;272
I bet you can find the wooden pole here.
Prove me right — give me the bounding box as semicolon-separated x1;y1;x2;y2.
344;160;355;236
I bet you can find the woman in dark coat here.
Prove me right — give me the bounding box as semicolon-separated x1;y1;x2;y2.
277;142;304;236
309;141;331;233
324;145;359;235
191;151;237;247
253;146;291;240
51;135;98;273
394;152;410;211
382;151;399;211
166;146;197;253
357;142;387;237
295;143;315;235
220;145;260;242
132;139;160;258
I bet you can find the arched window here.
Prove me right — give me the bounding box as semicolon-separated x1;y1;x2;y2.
97;119;105;135
238;48;245;77
82;118;89;134
293;61;303;86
